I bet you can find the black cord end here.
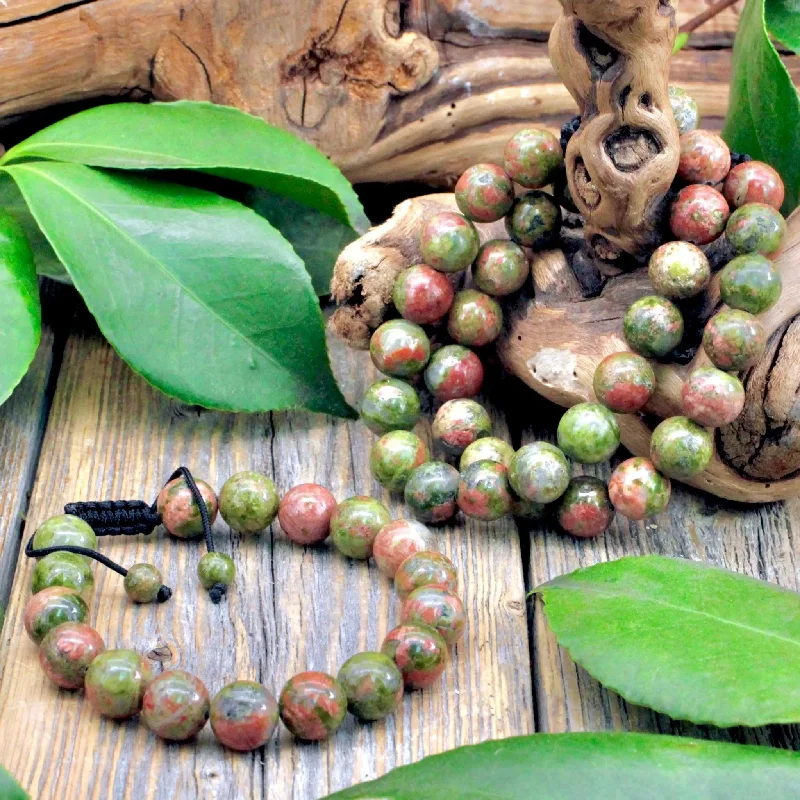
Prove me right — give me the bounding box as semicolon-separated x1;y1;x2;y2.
208;583;227;604
156;585;173;603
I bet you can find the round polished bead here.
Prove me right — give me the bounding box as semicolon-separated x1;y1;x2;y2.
424;345;484;402
393;265;455;325
447;289;504;347
504;128;563;188
23;587;89;645
624;295;684;359
404;462;460;524
278;483;337;545
373;519;434;578
32;514;97;561
682;367;746;427
719;253;782;315
455;163;515;222
401;586;465;646
457;460;512;521
669;86;700;135
472;240;530;297
505;191;562;249
459;437;515;471
370;430;430;492
608;457;671;521
648;241;710;300
337;652;404;721
330;496;391;560
382;624;448;690
556;476;613;538
677;129;731;185
432;398;492;456
370;319;431;378
359;378;421;435
508;442;570;504
123;563;163;603
85;649;154;719
593;352;656;414
557;403;620;464
210;680;279;751
650;416;714;480
39;622;105;690
726;202;786;257
703;310;766;372
219;471;279;533
31;552;94;599
395;550;458;599
723;160;785;210
279;671;348;741
142;670;210;741
670;185;730;245
157;476;218;539
197;552;235;590
419;212;480;274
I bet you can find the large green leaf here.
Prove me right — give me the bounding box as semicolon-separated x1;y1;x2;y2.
0;765;28;800
766;0;800;53
0;211;41;406
248;189;357;296
5;162;355;417
1;101;369;232
535;555;800;727
723;0;800;214
326;733;800;799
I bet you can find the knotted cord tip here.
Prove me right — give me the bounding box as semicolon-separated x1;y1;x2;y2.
208;583;227;604
156;585;173;603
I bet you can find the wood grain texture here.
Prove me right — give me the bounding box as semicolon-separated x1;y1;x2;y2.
0;324;532;799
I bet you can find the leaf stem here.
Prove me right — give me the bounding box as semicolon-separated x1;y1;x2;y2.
679;0;740;35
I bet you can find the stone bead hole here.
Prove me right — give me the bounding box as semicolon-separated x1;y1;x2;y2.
605;126;662;173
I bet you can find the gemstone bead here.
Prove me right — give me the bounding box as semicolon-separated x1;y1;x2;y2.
432;399;492;456
457;460;512;521
447;289;504;347
608;457;671;520
85;649;154;719
556;476;613;538
393;265;455;325
459;437;515;471
279;671;348;741
142;670;210;741
360;378;421;435
472;240;530;297
197;552;235;590
670;185;730;245
505;191;562;249
401;586;466;646
723;160;785;210
726;203;786;257
39;622;105;690
719;253;782;315
650;416;714;480
32;514;97;561
31;552;94;599
338;653;404;722
330;496;391;559
370;319;431;378
394;551;458;599
682;367;746;427
677;129;731;184
419;212;480;274
23;587;89;645
219;471;279;533
623;295;684;359
648;241;711;300
404;462;460;523
382;624;448;690
503;128;563;188
210;681;279;751
424;345;484;402
373;519;434;578
157;476;218;539
669;86;700;135
278;483;337;545
370;430;430;491
593;352;656;414
703;310;766;372
557;403;620;464
123;563;163;603
508;442;570;503
455;163;515;222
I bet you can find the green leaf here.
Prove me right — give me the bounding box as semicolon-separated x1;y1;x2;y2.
6;161;355;418
0;764;29;800
535;555;800;727
672;32;690;53
0;172;66;282
766;0;800;53
0;211;41;406
723;0;800;214
1;101;369;232
325;733;800;799
248;189;357;296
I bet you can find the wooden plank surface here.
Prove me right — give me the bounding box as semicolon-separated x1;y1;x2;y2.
0;324;532;799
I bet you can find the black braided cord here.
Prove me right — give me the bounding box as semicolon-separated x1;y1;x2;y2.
64;499;161;536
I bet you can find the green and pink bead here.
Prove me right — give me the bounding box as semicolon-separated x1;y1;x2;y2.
432;399;492;456
39;622;105;690
337;652;404;721
370;430;430;491
370;319;431;378
608;458;671;521
472;240;530;297
647;241;710;300
210;680;279;751
726;203;786;257
404;462;460;523
724;161;785;210
503;128;563;188
124;563;164;603
23;587;89;645
556;476;613;538
394;551;458;600
373;519;434;578
218;471;279;533
360;378;421;435
424;344;484;402
703;310;766;372
393;265;455;325
508;442;570;504
719;253;782;315
459;437;515;471
557;403;620;464
157;476;218;539
278;483;338;545
670;185;730;245
279;671;348;741
682;367;745;428
677;129;730;185
85;649;154;719
448;289;504;347
669;86;700;135
455;163;515;222
330;496;392;560
382;624;448;689
197;552;235;591
593;352;656;414
650;417;714;480
31;552;94;599
141;669;210;741
457;460;512;521
623;295;684;359
32;514;97;560
419;212;480;274
506;191;562;250
401;586;466;646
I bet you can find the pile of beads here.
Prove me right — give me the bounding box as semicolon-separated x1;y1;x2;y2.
22;474;466;750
